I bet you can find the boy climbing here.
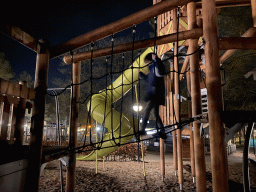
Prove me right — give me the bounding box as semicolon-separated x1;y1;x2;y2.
138;52;166;139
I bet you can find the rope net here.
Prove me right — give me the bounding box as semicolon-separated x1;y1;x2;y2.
46;16;204;158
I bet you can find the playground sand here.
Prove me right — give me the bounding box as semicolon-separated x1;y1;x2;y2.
39;148;256;192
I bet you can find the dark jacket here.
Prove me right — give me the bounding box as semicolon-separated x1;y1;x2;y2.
139;60;165;105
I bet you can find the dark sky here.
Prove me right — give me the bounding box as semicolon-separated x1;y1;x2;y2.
0;0;153;87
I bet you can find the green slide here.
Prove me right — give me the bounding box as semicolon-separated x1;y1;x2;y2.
77;47;154;160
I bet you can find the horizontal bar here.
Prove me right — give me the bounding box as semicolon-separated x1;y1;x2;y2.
0;25;38;52
63;28;203;63
220;27;256;63
219;37;256;50
51;0;194;59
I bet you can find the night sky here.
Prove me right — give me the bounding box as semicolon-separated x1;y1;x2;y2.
1;0;153;87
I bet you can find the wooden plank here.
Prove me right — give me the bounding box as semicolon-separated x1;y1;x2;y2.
0;25;38;52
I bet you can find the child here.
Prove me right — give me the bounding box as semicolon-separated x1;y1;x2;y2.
138;53;166;139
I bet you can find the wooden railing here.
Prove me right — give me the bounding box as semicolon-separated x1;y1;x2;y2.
0;78;35;145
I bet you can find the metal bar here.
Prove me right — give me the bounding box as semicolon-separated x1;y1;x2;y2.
25;39;50;191
188;2;207;191
202;0;229;191
51;0;194;59
66;61;81;192
0;25;38;52
63;28;203;64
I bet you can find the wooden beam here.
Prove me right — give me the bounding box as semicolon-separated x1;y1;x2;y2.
51;0;195;59
63;28;203;63
219;27;256;63
219;37;256;50
202;0;229;191
0;25;38;52
196;0;251;8
0;78;35;101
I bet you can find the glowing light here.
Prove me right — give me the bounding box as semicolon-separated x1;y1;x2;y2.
133;105;142;112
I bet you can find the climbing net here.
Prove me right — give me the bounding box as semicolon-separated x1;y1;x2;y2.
47;11;205;155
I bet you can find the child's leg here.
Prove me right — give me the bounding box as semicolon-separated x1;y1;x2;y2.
152;103;164;129
140;100;154;132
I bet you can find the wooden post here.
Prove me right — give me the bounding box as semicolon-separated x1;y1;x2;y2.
186;71;196;183
14;81;27;145
173;8;183;190
251;0;256;26
202;0;229;191
170;9;178;179
66;61;81;192
160;138;165;180
188;2;207;191
25;39;49;191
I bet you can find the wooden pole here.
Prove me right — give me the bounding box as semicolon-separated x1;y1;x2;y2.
252;0;256;26
63;28;203;64
66;61;81;192
173;8;183;190
14;81;27;145
202;0;229;191
219;27;256;63
25;39;49;191
188;2;207;191
219;37;256;50
186;71;196;183
160;138;165;180
51;0;194;58
170;9;178;179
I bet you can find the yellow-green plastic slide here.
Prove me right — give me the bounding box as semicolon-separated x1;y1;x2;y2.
77;47;154;160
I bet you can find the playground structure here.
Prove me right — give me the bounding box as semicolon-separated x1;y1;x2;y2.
0;0;256;192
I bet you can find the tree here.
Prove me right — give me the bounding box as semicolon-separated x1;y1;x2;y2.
17;71;34;88
0;52;14;80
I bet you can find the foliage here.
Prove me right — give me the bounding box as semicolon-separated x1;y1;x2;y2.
0;52;15;80
17;70;34;88
218;7;256;111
